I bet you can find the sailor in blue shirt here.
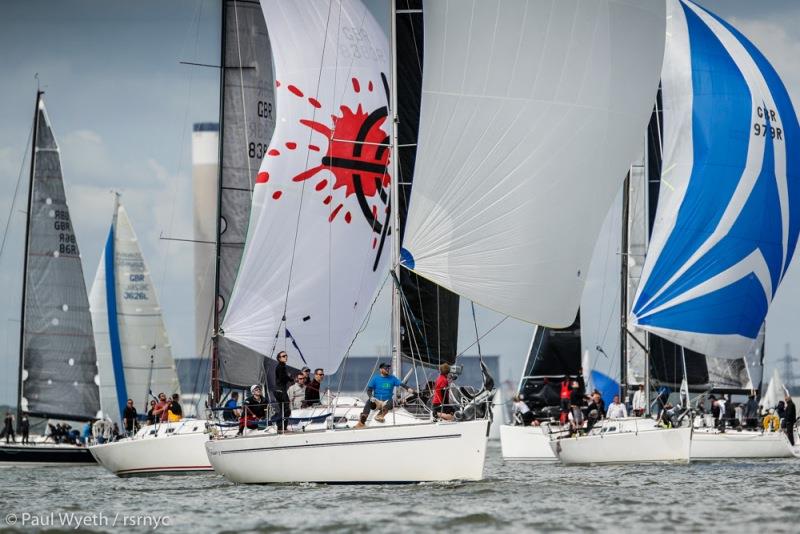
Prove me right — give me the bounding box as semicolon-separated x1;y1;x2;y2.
355;363;414;428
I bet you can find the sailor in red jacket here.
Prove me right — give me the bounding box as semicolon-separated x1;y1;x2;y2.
432;363;454;421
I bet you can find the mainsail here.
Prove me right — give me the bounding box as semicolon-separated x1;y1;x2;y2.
221;0;392;372
215;0;277;388
396;0;459;367
18;94;100;421
401;0;666;327
630;0;800;358
90;197;179;422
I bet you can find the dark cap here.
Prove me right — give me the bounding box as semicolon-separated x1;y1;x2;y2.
379;362;391;369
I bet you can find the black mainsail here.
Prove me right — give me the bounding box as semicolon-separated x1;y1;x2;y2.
214;0;277;394
17;92;100;422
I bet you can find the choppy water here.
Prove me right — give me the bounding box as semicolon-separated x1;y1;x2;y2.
2;443;799;533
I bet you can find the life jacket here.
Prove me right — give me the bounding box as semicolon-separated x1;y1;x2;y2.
560;380;570;399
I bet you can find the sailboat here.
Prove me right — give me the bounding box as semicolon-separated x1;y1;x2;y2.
499;318;580;462
86;196;193;475
0;91;100;466
205;0;665;483
86;0;276;476
549;0;800;465
630;0;800;461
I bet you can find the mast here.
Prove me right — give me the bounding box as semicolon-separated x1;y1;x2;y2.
16;90;43;424
620;171;630;403
389;0;402;376
210;0;227;406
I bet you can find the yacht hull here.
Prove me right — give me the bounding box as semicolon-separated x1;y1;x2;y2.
205;419;489;483
499;424;558;462
89;420;212;476
691;429;792;460
551;420;692;465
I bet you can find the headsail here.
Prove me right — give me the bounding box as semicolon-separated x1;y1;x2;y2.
401;0;666;327
221;0;392;371
19;96;100;421
90;198;179;423
630;0;800;357
216;0;277;388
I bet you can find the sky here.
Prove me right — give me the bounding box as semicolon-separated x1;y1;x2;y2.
1;1;800;406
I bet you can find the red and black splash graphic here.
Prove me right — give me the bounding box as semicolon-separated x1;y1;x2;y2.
260;73;392;271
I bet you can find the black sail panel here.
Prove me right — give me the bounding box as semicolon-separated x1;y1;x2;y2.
21;101;100;421
396;0;459;367
217;0;277;387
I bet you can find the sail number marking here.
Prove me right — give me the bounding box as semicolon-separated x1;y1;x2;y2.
753;106;783;140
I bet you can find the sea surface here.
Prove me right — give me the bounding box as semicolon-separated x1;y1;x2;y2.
2;442;799;533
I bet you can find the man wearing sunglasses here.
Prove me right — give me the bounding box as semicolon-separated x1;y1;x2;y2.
354;363;414;428
303;368;325;408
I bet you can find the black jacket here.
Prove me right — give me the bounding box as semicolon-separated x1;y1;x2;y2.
275;362;293;393
786;400;797;425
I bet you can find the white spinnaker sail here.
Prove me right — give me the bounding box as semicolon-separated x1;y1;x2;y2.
400;0;665;327
90;200;179;423
221;0;391;371
630;0;800;357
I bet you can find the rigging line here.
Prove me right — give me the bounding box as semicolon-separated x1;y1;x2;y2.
455;315;509;360
272;0;336;355
470;301;483;364
0;123;33;260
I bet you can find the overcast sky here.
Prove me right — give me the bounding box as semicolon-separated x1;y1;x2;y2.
1;1;799;406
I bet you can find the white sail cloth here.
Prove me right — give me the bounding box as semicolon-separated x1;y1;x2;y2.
90;200;179;423
400;0;665;327
630;0;800;357
221;0;391;371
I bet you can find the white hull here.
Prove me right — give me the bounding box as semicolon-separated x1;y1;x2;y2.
89;420;212;476
206;418;490;483
551;418;692;465
691;429;792;460
499;424;558;462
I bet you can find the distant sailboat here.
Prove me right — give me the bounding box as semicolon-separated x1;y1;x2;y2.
632;0;799;461
556;0;799;465
1;91;99;466
206;0;665;483
88;194;180;425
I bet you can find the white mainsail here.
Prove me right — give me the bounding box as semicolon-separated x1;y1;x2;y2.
400;0;665;327
221;0;391;372
90;197;179;423
630;0;800;358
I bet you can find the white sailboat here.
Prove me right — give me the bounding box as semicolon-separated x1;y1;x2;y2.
206;0;665;483
87;0;275;476
1;91;100;466
552;0;800;465
87;196;193;475
636;0;799;462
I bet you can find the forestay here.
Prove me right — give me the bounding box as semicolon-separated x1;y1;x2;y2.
400;0;665;327
20;99;100;421
222;0;391;371
90;199;179;423
631;0;800;357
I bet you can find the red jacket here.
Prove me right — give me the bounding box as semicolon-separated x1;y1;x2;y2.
432;374;449;406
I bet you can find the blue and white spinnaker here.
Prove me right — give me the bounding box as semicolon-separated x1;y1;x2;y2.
631;0;800;358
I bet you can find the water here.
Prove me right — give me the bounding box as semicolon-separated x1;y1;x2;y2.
2;443;799;533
